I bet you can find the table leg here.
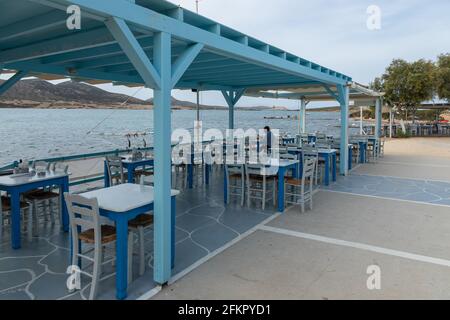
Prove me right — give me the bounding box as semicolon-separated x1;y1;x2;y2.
223;166;228;204
104;161;110;188
332;153;337;182
359;142;365;164
188;164;193;189
127;164;134;184
115;217;129;300
348;147;353;170
171;197;176;269
10;190;21;250
324;155;330;186
205;164;210;185
277;167;286;212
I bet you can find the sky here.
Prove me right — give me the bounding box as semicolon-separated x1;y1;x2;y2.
3;0;450;108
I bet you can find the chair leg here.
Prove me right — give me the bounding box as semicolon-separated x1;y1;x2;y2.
90;242;103;300
49;199;56;225
262;181;266;211
27;207;33;242
128;232;134;285
32;201;39;235
0;209;3;240
241;179;245;207
138;226;145;277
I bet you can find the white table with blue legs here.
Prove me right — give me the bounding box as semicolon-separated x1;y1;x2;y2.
80;184;180;300
287;148;337;186
0;171;70;249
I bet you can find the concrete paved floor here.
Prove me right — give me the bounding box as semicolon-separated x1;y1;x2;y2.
354;138;450;181
154;138;450;300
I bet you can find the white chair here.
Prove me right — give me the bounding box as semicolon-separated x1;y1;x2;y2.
25;163;68;233
225;164;245;206
0;194;33;241
64;193;133;300
302;145;321;185
379;137;386;158
285;157;317;213
105;156;126;186
245;164;277;210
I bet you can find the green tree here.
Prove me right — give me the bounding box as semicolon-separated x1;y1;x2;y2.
436;53;450;102
378;59;435;121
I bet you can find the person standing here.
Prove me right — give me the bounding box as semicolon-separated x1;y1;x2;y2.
264;126;273;154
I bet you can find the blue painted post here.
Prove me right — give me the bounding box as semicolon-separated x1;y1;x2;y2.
300;98;306;134
0;70;27;95
375;97;382;140
337;85;350;176
229;103;235;130
153;32;173;284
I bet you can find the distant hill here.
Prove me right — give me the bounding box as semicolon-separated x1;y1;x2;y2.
0;78;286;111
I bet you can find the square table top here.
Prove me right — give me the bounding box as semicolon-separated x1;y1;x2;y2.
0;171;69;187
80;183;180;213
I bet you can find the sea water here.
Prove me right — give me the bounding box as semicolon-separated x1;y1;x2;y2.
0;108;362;166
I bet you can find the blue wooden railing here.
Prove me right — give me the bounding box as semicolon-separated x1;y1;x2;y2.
0;147;154;187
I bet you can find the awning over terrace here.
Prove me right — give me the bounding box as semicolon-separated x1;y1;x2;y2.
0;0;356;295
246;82;384;138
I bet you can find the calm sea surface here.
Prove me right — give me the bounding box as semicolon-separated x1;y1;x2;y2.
0;108;362;167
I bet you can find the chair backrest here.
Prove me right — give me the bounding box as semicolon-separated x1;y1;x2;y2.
316;142;331;150
106;156;124;185
225;164;245;181
32;161;50;171
302;157;316;181
280;153;297;160
51;162;69;174
64;193;101;243
302;145;319;157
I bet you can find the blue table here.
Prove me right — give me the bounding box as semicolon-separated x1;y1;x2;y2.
104;157;154;188
80;184;179;300
0;172;70;249
352;141;367;164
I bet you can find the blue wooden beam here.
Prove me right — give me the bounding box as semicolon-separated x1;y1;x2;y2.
0;10;66;42
222;89;246;129
171;43;204;87
0;70;28;96
31;0;350;85
6;61;143;84
375;97;382;139
323;84;340;102
337;84;350;176
152;31;173;285
105;17;161;89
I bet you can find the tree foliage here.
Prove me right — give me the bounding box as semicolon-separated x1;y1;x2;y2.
372;55;448;120
436;54;450;102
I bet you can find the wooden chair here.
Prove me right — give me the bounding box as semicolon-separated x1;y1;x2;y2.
25;163;68;230
245;164;277;210
225;164;245;206
105;156;127;186
64;193;133;300
0;194;33;241
285;157;317;213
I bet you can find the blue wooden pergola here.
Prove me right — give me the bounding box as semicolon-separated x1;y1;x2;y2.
0;0;353;293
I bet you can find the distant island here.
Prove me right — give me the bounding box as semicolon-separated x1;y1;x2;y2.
0;79;286;111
